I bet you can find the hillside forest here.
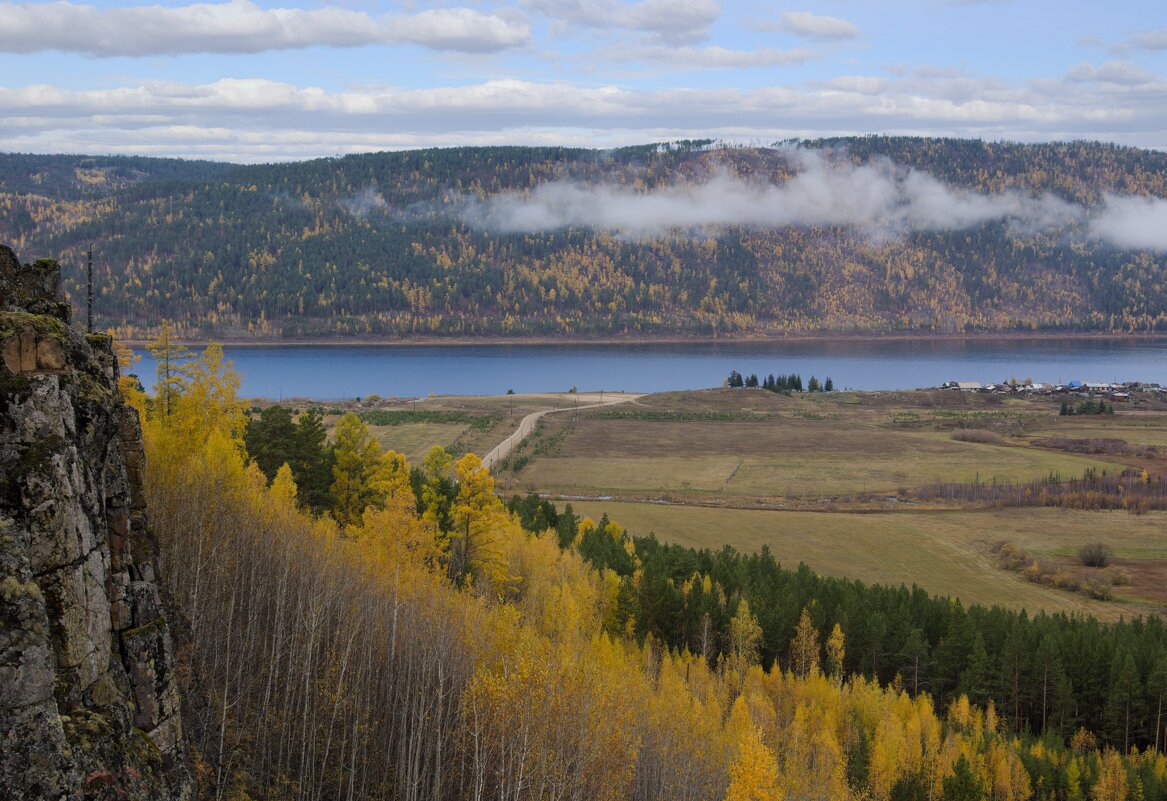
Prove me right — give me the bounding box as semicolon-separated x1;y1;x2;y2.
4;138;1167;340
127;333;1167;801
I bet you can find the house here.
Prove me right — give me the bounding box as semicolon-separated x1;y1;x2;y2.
942;381;984;392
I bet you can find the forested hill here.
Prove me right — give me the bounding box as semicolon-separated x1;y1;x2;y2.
4;138;1167;340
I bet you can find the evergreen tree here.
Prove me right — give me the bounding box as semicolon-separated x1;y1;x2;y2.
1106;649;1141;752
943;755;987;801
244;405;297;482
1149;651;1167;754
292;408;334;514
960;632;993;707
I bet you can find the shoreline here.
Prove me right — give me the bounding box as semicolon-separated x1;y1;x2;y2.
122;330;1167;348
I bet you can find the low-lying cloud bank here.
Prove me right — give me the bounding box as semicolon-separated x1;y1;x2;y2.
450;151;1167;250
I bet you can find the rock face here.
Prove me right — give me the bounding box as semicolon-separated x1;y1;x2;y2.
0;245;191;801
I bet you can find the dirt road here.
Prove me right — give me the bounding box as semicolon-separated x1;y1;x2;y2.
482;393;640;471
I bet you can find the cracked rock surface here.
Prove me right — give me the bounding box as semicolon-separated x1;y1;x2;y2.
1;244;191;801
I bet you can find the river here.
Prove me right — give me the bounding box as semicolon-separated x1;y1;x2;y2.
131;338;1167;400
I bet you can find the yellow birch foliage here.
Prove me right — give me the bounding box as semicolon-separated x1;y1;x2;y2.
826;623;845;681
725;698;782;801
789;607;821;679
1091;749;1129;801
728;599;763;682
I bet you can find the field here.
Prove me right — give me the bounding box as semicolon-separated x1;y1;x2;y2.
311;384;1167;618
562;501;1167;621
521;387;1167;617
513;419;1113;499
501;388;1125;503
316;392;618;462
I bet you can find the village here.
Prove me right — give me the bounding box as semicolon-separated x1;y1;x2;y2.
939;378;1164;403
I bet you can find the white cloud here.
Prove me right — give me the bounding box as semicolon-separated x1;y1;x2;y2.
0;0;530;56
631;44;819;67
5;70;1167;162
1130;29;1167;50
525;0;719;45
1066;61;1156;86
459;153;1167;253
1091;194;1167;251
780;11;860;41
458;151;1082;237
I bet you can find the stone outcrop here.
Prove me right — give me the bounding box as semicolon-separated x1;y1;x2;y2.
0;244;191;801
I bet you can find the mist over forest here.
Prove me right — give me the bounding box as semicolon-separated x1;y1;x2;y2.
3;136;1167;340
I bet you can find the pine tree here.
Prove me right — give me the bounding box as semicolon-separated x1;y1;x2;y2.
244;404;297;482
943;754;987;801
1106;649;1141;753
293;408;334;513
1149;651;1167;754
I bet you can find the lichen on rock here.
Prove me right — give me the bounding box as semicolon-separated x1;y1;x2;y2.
0;244;191;801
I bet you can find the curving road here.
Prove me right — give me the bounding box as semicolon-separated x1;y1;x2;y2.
482;393;640;471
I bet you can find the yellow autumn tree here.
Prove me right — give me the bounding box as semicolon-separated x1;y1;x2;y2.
789;607;821;679
146;320;195;416
725;697;782;801
1091;749;1129;801
727;599;763;687
420;445;453;530
449;453;514;594
826;623;846;682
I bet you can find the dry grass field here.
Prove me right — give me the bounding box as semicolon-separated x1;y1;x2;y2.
515;419;1114;498
366;422;472;462
506;386;1128;501
563;501;1167;621
1024;421;1167;447
309;385;1167;618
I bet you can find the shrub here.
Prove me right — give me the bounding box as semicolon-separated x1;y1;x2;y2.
951;428;1004;445
993;542;1028;570
1083;577;1114;600
1078;542;1114;567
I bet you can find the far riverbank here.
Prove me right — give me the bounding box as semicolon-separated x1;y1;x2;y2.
122;330;1167;348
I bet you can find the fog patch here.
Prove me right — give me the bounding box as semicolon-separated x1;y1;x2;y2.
457;150;1167;251
340;186;388;217
1090;194;1167;251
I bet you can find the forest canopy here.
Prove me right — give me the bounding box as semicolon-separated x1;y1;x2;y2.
5;137;1167;340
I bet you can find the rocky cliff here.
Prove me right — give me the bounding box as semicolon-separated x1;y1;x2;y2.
0;244;191;801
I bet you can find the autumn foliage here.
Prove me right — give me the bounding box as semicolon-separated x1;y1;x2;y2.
130;339;1167;801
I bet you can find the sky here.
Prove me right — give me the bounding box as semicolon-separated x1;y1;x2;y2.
1;0;1166;162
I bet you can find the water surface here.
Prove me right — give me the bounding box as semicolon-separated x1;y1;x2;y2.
132;339;1167;400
